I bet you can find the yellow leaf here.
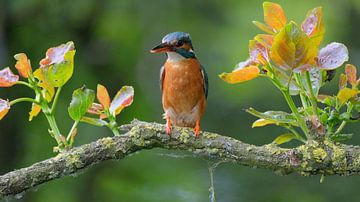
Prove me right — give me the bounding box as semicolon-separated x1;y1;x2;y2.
249;40;269;65
29;103;41;121
219;66;260;84
252;21;275;34
263;2;287;32
252;118;277;128
34;68;55;102
97;84;111;108
301;7;325;47
273;133;296;145
337;88;358;105
14;53;32;78
271;22;317;71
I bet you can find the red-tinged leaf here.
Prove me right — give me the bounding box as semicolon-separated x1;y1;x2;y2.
249;40;270;65
271;22;317;71
318;42;348;70
301;7;325;47
252;21;275;34
337;88;358;105
14;53;32;78
219;66;260;84
29;103;41;121
263;2;287;32
109;86;134;116
0;67;19;87
0;99;10;120
234;58;257;71
97;84;111;108
339;74;347;90
345;64;357;87
40;41;75;67
254;34;274;49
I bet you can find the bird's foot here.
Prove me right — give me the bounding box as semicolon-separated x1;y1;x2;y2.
194;121;201;138
166;117;172;136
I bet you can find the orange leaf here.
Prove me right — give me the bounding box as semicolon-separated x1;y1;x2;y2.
263;2;287;32
29;103;41;121
345;64;357;87
0;99;10;120
271;22;317;71
0;67;19;87
14;53;32;78
249;39;270;65
219;66;260;84
301;7;325;47
338;74;347;90
254;34;274;49
97;84;111;108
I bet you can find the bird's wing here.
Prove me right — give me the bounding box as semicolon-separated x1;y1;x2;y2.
201;65;208;99
160;65;165;93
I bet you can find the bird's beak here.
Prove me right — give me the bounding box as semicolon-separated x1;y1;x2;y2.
150;42;172;53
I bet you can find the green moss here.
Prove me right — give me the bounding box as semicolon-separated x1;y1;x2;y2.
179;129;191;143
324;140;346;168
66;154;84;169
313;148;327;162
203;132;218;139
101;137;114;149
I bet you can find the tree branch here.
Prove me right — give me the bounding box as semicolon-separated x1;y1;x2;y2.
1;119;360;199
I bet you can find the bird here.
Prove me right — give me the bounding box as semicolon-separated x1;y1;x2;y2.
150;32;208;137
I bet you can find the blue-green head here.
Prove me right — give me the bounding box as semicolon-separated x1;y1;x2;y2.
150;32;195;58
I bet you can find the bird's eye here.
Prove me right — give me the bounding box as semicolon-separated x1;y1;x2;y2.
176;40;184;47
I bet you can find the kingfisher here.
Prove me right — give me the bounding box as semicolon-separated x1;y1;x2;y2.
150;32;208;137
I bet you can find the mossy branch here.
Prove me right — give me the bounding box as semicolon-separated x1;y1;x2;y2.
1;119;360;199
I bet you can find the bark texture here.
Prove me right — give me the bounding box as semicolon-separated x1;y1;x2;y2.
1;119;360;199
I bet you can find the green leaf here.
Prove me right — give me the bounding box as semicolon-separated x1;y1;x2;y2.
68;87;95;121
331;133;353;142
273;133;297;145
39;41;76;87
81;117;108;126
246;108;298;126
109;86;134;116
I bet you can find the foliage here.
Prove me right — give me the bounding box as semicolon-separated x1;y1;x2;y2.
220;2;358;144
0;42;134;152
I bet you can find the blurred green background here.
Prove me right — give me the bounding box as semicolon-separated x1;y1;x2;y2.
1;0;360;201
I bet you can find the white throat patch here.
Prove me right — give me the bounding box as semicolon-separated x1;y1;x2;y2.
167;52;185;62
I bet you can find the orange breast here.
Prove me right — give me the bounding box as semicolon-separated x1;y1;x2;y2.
162;58;206;126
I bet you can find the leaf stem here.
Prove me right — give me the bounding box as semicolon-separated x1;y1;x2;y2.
15;81;34;89
305;71;319;116
10;97;38;106
51;87;62;114
66;120;79;146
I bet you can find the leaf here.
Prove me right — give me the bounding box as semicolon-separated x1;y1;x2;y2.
318;94;335;106
0;99;10;120
254;34;274;49
263;2;287;32
97;84;111;108
337;88;358;105
87;103;104;115
252;118;277;128
109;86;134;116
271;22;317;71
81;117;108;126
252;21;275;34
273;133;297;145
246;108;298;126
219;66;260;84
33;68;55;102
345;64;357;87
339;74;347;90
249;40;270;65
39;41;76;87
29;103;41;121
317;42;348;70
14;53;32;78
0;67;19;87
68;87;95;121
306;68;322;96
331;133;353;142
301;7;325;47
